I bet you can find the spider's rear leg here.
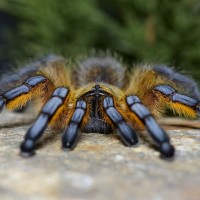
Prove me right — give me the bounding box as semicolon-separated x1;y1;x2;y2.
62;100;87;150
0;54;66;112
0;75;54;112
154;85;200;118
103;96;139;146
20;87;69;157
126;95;175;158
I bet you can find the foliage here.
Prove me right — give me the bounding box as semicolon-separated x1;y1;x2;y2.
0;0;200;79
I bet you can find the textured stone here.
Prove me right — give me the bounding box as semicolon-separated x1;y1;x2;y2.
0;111;200;200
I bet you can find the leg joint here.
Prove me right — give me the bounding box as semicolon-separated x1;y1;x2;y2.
2;85;29;100
25;75;47;87
52;87;69;99
126;95;141;106
103;96;114;109
154;85;176;96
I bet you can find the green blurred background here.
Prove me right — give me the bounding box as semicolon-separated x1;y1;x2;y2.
0;0;200;81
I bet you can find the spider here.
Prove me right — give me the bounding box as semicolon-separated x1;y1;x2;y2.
0;53;199;159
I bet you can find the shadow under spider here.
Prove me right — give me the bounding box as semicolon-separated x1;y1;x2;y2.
35;129;62;150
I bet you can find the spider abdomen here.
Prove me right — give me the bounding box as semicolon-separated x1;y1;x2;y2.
74;56;126;88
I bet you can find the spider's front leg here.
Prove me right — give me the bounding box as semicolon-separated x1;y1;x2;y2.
20;87;69;156
126;95;175;158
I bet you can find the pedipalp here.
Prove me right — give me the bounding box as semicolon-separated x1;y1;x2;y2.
103;96;139;146
62;100;87;150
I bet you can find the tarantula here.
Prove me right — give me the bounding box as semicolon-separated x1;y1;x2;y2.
0;53;200;159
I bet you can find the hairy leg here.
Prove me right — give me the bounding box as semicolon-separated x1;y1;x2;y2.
20;87;69;156
125;65;200;118
126;95;175;158
154;84;200;118
0;54;69;112
62;100;87;150
0;75;54;111
103;96;139;146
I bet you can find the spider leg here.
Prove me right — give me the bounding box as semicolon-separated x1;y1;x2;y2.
62;100;87;150
126;95;175;158
103;96;139;146
20;87;69;157
0;75;54;111
154;84;200;117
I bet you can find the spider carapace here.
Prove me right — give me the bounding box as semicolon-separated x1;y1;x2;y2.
0;53;200;159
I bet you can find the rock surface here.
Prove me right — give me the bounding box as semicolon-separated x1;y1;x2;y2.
0;111;200;200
